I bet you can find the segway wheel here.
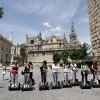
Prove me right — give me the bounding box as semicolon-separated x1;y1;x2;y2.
46;82;50;90
39;86;41;91
79;82;83;89
50;82;53;89
18;83;20;91
21;85;24;91
58;81;61;89
8;86;11;91
61;81;64;88
8;83;11;91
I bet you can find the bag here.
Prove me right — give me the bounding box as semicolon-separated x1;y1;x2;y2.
21;71;24;75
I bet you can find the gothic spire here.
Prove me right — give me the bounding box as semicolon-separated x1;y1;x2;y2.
71;22;75;35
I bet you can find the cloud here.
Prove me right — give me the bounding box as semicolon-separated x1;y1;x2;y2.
80;17;89;23
5;0;81;22
50;27;62;33
41;26;63;39
42;22;52;28
80;36;91;45
0;22;38;44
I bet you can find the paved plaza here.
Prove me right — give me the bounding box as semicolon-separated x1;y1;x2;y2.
0;67;100;100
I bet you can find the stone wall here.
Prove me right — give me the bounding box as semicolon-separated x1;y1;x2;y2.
87;0;100;64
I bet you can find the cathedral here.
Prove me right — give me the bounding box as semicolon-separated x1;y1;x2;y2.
25;23;81;65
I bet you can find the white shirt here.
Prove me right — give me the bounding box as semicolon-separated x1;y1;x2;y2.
52;63;59;73
2;66;6;74
70;63;77;70
63;64;69;72
30;65;34;72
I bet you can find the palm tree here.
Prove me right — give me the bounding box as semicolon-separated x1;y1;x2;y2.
0;7;4;18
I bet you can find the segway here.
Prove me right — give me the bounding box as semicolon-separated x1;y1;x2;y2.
91;79;100;88
61;71;72;88
79;81;91;89
79;71;91;89
71;70;79;86
39;82;50;91
39;71;50;91
8;72;20;91
21;71;33;91
50;72;61;89
91;70;100;88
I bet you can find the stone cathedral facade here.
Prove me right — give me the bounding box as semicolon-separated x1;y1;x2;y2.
25;23;81;65
87;0;100;63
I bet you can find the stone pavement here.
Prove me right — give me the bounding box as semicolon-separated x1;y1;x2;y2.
0;67;100;100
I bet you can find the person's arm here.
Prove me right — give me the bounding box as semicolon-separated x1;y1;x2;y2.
62;64;64;70
81;65;83;71
52;64;55;72
92;64;96;71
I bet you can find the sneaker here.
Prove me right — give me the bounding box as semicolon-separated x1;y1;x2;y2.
26;85;27;87
12;84;14;87
28;85;29;88
97;80;99;84
24;85;26;88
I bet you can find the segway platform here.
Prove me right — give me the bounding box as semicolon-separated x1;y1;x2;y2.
21;82;33;91
79;81;91;89
50;81;61;89
21;71;34;91
8;82;20;91
39;82;50;91
61;80;72;88
91;79;100;88
72;79;79;86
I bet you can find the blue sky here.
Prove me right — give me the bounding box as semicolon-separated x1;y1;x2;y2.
0;0;91;45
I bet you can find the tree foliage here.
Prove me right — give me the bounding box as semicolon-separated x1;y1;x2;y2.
0;7;4;18
20;44;27;65
61;48;69;61
53;52;61;62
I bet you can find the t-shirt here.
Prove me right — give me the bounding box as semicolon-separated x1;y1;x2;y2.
93;64;98;70
52;64;59;73
63;64;69;72
40;65;47;73
82;65;88;74
12;66;18;76
82;65;88;71
2;66;6;74
30;65;33;72
70;63;77;70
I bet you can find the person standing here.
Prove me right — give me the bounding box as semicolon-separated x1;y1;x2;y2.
52;61;59;85
28;62;34;81
11;62;19;87
40;60;48;84
2;64;6;81
81;61;89;84
63;60;69;84
70;61;77;83
92;59;98;82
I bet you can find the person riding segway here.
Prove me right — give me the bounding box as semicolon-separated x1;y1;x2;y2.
8;61;20;91
61;60;72;88
91;59;100;88
50;60;61;89
80;61;91;89
21;63;33;91
39;60;49;91
70;61;79;86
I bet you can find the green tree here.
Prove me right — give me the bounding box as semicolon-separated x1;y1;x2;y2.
69;49;81;60
80;42;91;59
20;44;27;65
53;52;61;62
0;7;4;18
61;48;69;62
